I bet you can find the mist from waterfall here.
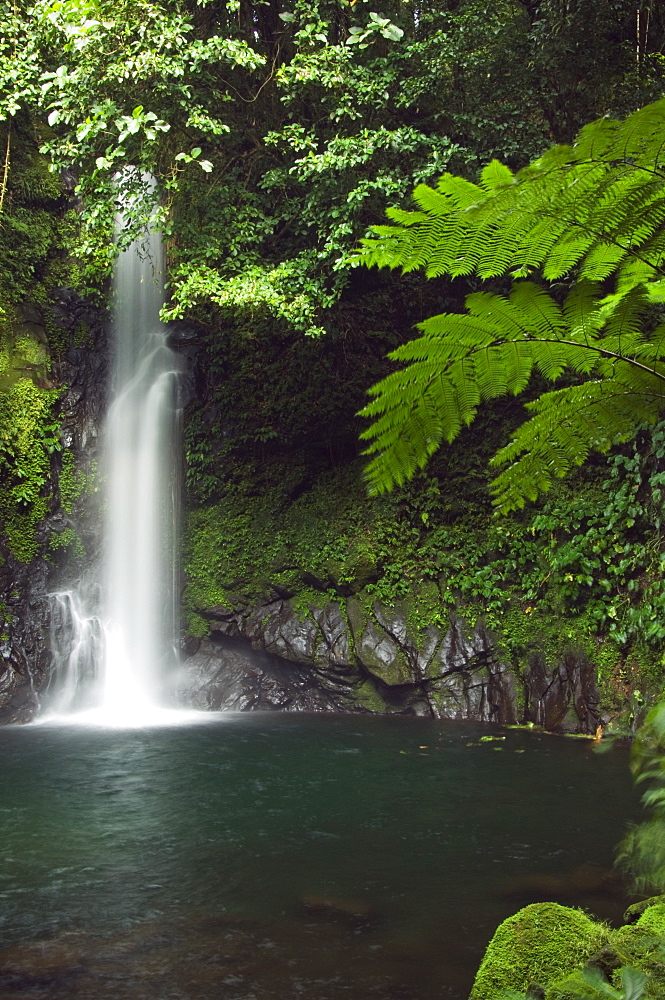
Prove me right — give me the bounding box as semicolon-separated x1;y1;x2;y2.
43;206;186;726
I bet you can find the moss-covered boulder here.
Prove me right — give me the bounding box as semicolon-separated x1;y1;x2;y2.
633;902;665;936
470;903;608;1000
595;904;665;998
623;894;665;924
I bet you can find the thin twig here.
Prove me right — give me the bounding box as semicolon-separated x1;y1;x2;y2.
0;126;11;214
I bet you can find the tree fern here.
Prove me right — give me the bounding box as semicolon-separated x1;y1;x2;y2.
354;98;665;509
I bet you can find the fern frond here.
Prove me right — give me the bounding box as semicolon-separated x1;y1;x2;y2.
480;159;513;192
384;208;429;226
579;242;629;281
356;98;665;504
490;379;664;511
435;173;484;206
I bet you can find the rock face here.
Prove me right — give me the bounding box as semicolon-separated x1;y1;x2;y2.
179;596;603;732
0;555;51;724
0;290;108;724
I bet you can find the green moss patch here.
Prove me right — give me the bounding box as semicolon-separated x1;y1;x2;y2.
470;903;608;1000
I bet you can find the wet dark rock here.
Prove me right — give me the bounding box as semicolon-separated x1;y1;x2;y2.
523;649;602;732
0;554;51;724
623;895;665;924
60;167;77;194
179;635;353;712
181;596;601;730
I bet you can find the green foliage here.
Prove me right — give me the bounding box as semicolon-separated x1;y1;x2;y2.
57;449;92;514
48;525;84;558
546;965;649;1000
0;123;81;561
356;99;665;510
2;0;659;322
0;373;61;562
617;703;665;894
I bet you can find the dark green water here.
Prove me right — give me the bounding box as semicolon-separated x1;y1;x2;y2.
0;715;639;1000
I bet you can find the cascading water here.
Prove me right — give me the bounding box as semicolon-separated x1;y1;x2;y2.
100;222;181;719
43;199;186;725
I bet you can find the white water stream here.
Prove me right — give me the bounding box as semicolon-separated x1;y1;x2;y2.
44;210;190;726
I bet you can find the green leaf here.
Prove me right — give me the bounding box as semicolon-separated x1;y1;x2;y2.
480;159;513;191
620;967;649;1000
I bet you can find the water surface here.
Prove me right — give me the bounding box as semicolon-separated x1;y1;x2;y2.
0;715;639;999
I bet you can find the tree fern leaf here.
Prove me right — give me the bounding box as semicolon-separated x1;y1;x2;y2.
480;159;513;191
542;230;596;279
488;380;663;511
412;183;461;216
384;207;429;226
435;173;484;207
563;280;603;338
573;115;622;161
603;99;665;164
579;242;628;281
356;98;665;504
530;341;574;380
397;314;499;355
508;282;566;336
618;259;660;295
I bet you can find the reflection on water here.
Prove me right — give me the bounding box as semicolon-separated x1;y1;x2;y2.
0;716;639;999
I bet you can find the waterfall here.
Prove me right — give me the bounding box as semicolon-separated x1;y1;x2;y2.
100;224;181;718
42;199;187;726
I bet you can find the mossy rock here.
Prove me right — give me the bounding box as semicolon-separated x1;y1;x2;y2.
470;903;608;1000
624;895;665;924
634;902;665;936
610;914;665;960
354;680;389;713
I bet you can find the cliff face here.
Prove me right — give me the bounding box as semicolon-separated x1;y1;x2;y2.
0;293;660;731
0;289;108;723
180;595;603;732
175;325;659;736
0;310;657;729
